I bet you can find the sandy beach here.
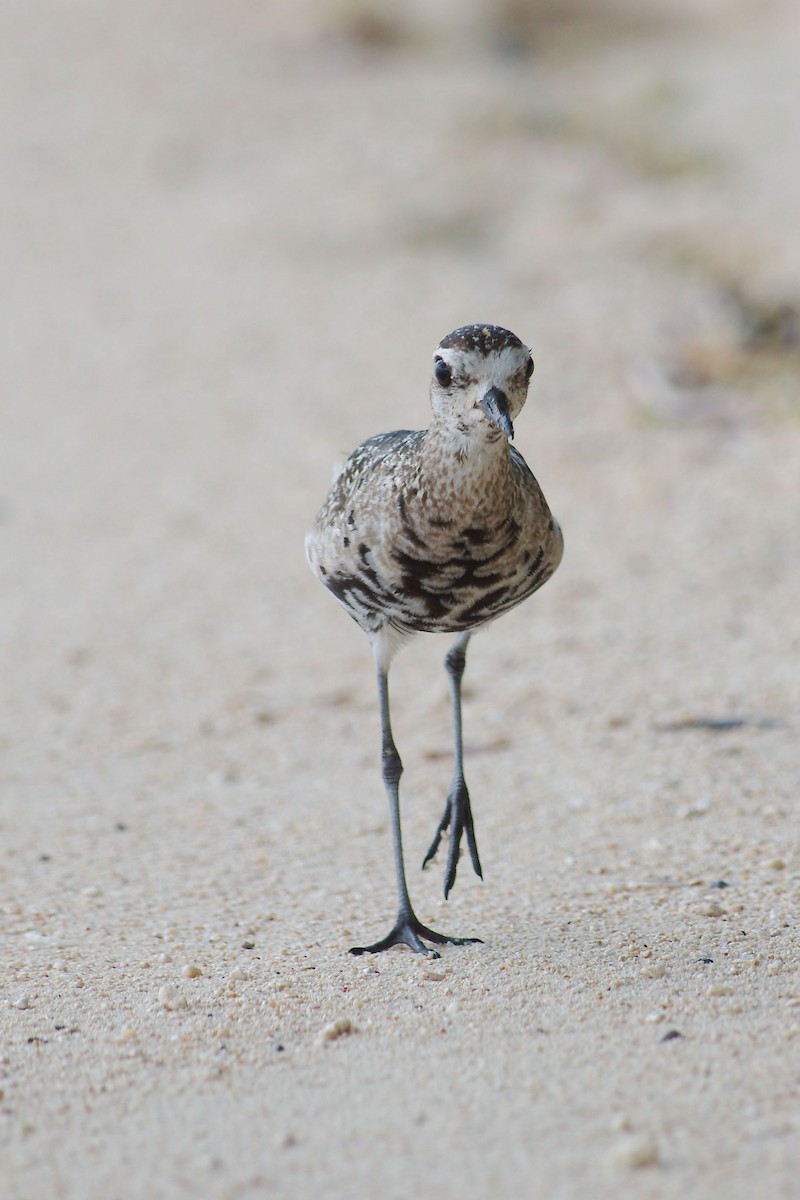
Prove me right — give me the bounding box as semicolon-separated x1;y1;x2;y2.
2;2;799;1196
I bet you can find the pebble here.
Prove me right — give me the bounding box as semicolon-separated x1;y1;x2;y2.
640;962;666;979
319;1017;355;1043
229;966;250;983
706;984;733;997
12;994;32;1010
681;799;709;819
607;1134;659;1169
700;901;726;918
158;984;188;1011
422;969;447;982
181;964;202;979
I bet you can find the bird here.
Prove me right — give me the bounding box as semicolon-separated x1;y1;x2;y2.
306;323;563;957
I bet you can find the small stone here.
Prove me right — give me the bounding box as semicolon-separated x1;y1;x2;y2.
700;901;726;918
607;1134;658;1169
319;1017;355;1042
12;994;32;1010
681;798;709;819
769;859;785;870
202;1155;225;1173
229;966;250;983
640;963;666;979
706;984;733;997
422;969;447;982
159;984;188;1011
241;941;255;950
181;964;202;979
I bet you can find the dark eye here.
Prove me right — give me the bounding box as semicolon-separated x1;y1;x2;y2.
434;357;452;387
525;356;534;380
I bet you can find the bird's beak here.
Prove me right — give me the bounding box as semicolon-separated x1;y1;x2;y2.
479;386;514;439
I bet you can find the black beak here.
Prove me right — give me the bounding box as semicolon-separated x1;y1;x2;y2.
479;386;514;439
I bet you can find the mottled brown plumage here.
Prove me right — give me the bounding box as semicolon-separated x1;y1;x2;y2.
306;324;563;956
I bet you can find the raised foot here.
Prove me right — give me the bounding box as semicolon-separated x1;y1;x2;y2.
422;780;483;898
349;910;482;958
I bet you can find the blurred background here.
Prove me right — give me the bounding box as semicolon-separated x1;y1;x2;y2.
2;0;799;894
2;0;799;851
3;0;798;723
1;3;799;1194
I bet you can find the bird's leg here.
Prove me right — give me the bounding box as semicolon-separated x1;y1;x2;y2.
350;659;481;957
422;631;483;898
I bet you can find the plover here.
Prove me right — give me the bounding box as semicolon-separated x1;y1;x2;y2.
306;324;563;956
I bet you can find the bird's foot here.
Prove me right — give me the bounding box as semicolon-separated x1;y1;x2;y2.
421;779;483;898
349;908;482;958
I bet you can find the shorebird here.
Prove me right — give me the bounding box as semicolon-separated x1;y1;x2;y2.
306;324;563;956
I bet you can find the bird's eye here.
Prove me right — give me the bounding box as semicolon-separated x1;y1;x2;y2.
434;357;452;387
525;356;534;380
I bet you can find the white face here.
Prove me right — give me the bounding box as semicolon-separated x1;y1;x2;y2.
429;336;534;439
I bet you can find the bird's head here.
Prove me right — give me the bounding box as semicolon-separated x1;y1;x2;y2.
429;324;534;443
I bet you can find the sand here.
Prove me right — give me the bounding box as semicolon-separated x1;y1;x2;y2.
1;2;799;1197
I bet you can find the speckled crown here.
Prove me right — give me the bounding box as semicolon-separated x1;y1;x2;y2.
438;324;523;355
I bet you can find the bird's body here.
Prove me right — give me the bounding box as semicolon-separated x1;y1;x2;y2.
306;324;563;956
308;429;559;641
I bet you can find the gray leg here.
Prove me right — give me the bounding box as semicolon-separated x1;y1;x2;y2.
422;632;483;897
350;661;482;956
